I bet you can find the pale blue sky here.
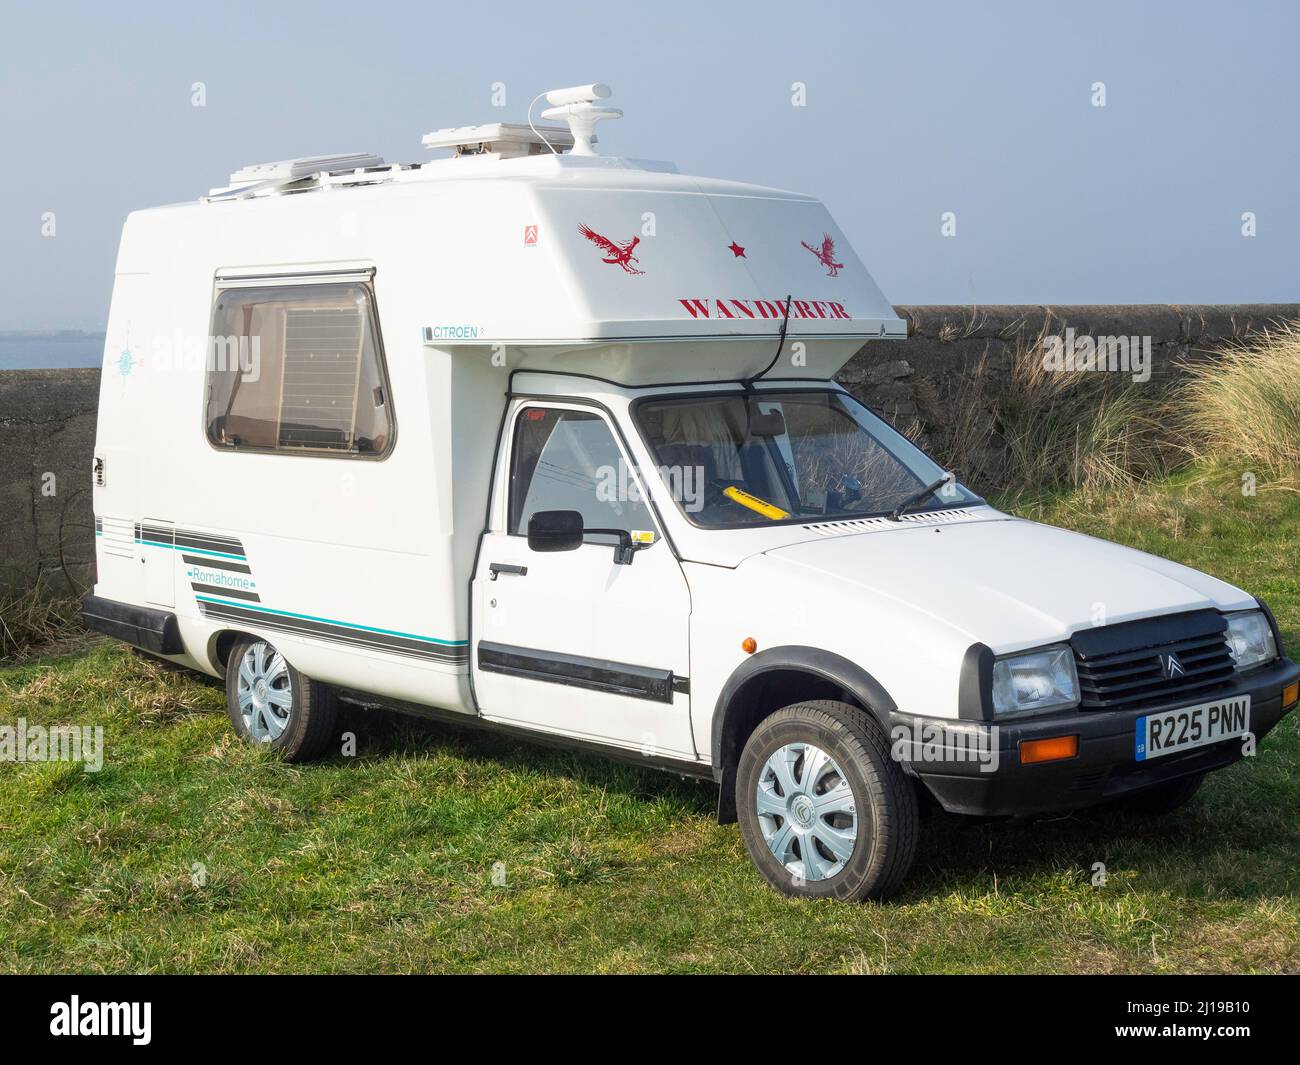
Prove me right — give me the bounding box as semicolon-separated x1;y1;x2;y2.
1;0;1296;332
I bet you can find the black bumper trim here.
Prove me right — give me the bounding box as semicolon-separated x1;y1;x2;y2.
892;656;1300;817
82;594;183;655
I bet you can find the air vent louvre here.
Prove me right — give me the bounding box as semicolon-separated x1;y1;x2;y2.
99;516;135;559
801;506;988;538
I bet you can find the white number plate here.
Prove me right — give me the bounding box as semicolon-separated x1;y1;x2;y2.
1135;695;1250;761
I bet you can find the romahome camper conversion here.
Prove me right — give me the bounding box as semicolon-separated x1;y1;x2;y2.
86;84;1299;900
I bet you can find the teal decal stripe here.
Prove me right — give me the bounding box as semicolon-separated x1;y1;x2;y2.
194;595;468;646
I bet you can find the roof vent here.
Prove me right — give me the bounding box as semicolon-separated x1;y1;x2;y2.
539;83;620;156
205;153;388;200
226;153;386;187
421;122;575;160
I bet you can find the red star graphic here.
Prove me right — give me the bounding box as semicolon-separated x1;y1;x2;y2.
727;241;746;258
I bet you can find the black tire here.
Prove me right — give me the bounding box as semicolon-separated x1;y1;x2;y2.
735;700;918;901
1112;772;1204;816
224;635;338;762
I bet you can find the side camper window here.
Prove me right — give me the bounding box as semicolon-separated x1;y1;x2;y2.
204;282;394;457
509;407;656;546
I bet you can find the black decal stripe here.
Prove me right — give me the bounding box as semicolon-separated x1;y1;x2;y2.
133;525;247;559
182;554;252;574
176;530;246;556
198;600;468;663
190;582;260;603
476;641;681;703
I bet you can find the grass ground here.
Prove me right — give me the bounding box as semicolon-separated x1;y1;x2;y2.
2;464;1298;973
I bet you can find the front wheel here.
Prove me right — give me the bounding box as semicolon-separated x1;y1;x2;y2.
735;700;918;901
224;636;338;762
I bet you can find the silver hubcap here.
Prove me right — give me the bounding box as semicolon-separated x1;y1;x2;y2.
756;742;858;882
236;641;293;743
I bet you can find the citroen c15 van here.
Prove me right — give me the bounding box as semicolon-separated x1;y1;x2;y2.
83;85;1300;900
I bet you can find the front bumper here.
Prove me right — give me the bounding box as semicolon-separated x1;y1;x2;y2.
891;656;1300;817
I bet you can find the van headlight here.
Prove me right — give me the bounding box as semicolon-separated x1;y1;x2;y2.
992;645;1079;716
1225;610;1277;671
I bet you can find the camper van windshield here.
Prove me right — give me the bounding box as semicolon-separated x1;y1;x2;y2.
634;389;981;528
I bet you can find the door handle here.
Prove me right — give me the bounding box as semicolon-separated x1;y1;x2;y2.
489;563;528;580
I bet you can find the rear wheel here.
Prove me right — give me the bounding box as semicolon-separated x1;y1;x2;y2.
224;636;337;762
736;700;918;901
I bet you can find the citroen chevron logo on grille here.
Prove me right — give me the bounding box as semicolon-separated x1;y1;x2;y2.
1161;652;1186;679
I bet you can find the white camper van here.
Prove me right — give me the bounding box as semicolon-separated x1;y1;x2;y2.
86;85;1298;900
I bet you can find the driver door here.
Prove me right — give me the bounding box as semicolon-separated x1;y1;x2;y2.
471;402;695;759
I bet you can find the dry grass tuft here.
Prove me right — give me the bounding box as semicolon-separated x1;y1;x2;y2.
908;317;1300;500
0;582;83;662
997;334;1177;493
1180;320;1300;475
921;323;1180;495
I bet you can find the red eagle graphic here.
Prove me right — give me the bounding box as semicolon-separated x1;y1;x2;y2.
577;224;645;274
801;233;844;277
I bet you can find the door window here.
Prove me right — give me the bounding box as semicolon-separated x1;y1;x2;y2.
508;407;656;545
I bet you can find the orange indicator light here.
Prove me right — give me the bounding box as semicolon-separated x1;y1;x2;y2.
1019;735;1079;765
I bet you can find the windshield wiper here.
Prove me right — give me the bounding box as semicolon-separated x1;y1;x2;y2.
889;475;953;521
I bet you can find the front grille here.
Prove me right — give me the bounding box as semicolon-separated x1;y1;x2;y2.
1072;609;1235;712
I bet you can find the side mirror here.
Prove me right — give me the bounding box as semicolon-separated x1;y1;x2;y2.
527;510;584;553
526;510;648;565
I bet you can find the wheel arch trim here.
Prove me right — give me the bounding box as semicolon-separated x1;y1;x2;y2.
710;645;898;773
